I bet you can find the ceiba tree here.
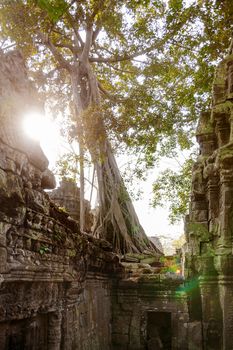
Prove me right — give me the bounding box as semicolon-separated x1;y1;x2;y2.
0;0;167;254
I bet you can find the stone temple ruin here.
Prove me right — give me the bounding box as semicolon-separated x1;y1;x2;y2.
185;49;233;349
49;178;93;232
0;48;233;349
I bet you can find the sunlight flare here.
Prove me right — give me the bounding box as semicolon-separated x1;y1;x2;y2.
23;111;49;141
23;111;62;168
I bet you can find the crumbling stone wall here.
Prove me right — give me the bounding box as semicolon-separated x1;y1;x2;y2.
112;276;189;350
49;178;93;232
185;51;233;349
0;50;121;350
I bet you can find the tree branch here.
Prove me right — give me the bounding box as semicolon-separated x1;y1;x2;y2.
38;33;71;70
81;27;93;62
89;46;152;63
95;45;115;56
65;11;84;49
1;43;16;51
90;29;191;64
54;42;80;55
51;27;71;41
105;62;136;74
92;26;101;43
98;82;126;103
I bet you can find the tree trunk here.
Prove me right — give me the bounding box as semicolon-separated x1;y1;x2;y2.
79;141;85;232
70;62;156;254
43;24;157;254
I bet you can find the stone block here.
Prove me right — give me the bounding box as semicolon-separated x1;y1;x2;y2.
191;201;208;211
188;321;202;350
112;333;129;346
192;210;208;222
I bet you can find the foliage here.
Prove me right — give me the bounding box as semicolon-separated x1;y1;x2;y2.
172;234;186;250
159;255;181;274
152;157;194;223
39;244;50;255
1;0;232;162
58;206;68;214
55;152;80;181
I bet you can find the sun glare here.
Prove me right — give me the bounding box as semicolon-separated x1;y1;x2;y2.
23;111;60;144
23;111;62;168
23;111;49;141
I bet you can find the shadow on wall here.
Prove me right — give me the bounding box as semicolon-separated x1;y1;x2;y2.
146;312;172;350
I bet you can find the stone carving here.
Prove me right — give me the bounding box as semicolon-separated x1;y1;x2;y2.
206;318;221;350
185;49;233;349
0;50;122;349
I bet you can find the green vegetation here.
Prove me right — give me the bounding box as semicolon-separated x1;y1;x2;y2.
39;244;50;255
160;255;181;274
152;158;194;223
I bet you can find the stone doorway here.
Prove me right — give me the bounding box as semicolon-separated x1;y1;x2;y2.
2;314;48;350
147;311;172;350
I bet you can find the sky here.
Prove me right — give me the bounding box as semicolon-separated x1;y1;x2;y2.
133;170;183;238
23;111;184;240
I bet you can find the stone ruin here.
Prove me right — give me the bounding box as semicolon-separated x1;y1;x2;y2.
185;49;233;349
0;49;121;350
1;47;233;349
49;178;93;232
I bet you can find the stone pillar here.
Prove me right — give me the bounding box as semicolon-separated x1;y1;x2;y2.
0;223;11;273
229;110;233;141
218;278;233;350
227;59;233;99
0;324;6;350
196;133;216;158
215;114;230;147
214;254;233;350
217;170;233;252
48;310;62;350
212;60;227;105
186;52;233;350
199;278;222;350
207;178;219;233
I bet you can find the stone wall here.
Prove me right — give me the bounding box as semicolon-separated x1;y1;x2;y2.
185;51;233;349
0;275;114;350
69;274;112;349
0;130;119;349
112;276;189;350
0;49;121;350
49;178;93;232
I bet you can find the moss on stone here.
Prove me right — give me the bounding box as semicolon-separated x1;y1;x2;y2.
188;222;210;240
196;111;214;136
213;101;233;114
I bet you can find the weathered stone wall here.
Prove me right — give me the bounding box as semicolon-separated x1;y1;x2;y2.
67;274;112;349
185;51;233;349
0;275;114;350
111;275;189;350
0;134;119;349
0;49;121;350
49;178;93;232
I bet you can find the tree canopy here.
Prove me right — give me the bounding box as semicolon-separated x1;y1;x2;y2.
0;0;233;243
2;0;232;157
